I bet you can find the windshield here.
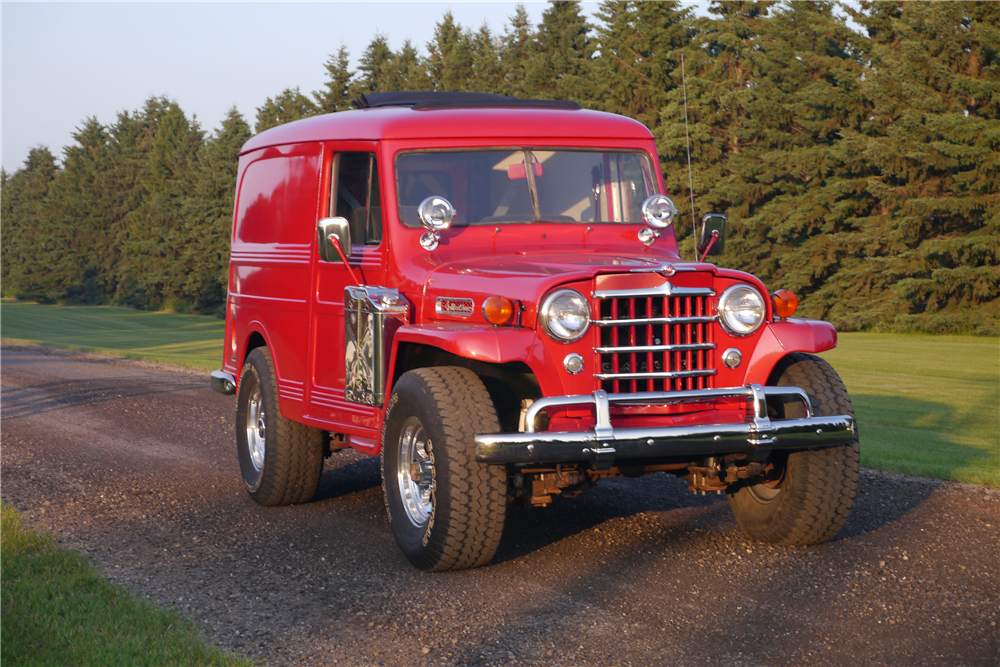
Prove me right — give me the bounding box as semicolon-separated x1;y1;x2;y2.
396;149;657;227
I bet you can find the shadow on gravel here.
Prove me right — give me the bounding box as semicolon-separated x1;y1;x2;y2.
454;506;722;667
491;466;946;561
314;454;381;502
1;378;208;419
837;468;942;541
493;473;726;564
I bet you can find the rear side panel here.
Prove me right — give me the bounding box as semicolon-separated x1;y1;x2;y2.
228;144;322;421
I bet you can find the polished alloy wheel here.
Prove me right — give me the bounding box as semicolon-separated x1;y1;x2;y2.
246;385;266;471
397;416;434;526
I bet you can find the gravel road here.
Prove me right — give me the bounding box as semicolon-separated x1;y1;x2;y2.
2;343;997;667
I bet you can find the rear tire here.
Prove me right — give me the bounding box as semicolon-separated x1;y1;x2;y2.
236;347;324;506
728;353;859;545
381;367;507;571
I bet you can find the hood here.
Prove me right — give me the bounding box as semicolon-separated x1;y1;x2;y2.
426;251;663;293
420;251;711;324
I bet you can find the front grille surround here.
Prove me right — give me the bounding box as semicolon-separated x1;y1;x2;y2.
593;286;716;394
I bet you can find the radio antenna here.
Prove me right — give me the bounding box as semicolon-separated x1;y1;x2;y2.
681;52;697;261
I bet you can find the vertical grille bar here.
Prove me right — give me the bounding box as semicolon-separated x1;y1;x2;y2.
628;297;637;394
645;298;656;391
611;298;620;394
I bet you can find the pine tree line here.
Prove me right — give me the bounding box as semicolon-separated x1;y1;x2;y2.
2;1;997;333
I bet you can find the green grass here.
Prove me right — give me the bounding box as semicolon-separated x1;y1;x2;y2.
0;300;224;370
1;503;253;667
2;300;997;487
822;333;999;487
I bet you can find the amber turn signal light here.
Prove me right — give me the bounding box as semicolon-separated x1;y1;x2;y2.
482;295;514;325
771;289;799;318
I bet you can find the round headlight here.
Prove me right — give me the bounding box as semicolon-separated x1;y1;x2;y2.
718;285;766;336
540;289;591;343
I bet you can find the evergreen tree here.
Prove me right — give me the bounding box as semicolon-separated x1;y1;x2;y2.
356;33;396;93
426;12;474;91
390;39;433;92
102;109;154;303
115;97;204;310
526;1;595;102
314;45;355;113
43;117;118;302
1;147;60;300
593;1;694;122
708;1;874;311
468;25;504;93
255;87;317;133
182;107;252;314
818;0;1000;333
498;5;535;98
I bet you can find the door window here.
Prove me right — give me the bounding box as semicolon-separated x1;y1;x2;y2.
332;152;382;246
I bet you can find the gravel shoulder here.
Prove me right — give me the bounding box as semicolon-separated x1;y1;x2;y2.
2;343;998;667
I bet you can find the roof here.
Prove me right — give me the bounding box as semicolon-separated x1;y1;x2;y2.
353;91;582;110
241;102;653;155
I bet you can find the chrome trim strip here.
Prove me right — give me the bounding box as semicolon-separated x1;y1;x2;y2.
210;370;236;395
628;263;698;274
595;342;715;354
595;315;718;326
594;283;715;299
595;369;717;381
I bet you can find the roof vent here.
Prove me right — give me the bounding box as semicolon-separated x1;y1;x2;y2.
353;92;581;111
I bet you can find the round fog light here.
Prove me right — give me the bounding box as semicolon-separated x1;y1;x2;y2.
722;348;742;369
564;353;585;375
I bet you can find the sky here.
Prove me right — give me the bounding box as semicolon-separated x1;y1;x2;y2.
1;1;610;173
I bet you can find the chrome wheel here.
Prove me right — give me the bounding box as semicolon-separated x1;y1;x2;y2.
397;416;434;526
246;385;266;472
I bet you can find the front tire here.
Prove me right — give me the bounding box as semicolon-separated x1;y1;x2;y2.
236;347;324;506
728;353;860;545
382;367;507;571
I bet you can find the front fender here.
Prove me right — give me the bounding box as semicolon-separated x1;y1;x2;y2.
386;324;562;396
742;318;838;385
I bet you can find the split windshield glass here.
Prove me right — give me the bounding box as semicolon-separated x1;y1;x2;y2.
395;149;657;227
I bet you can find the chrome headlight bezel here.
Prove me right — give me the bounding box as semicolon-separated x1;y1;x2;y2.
718;285;766;336
539;289;591;343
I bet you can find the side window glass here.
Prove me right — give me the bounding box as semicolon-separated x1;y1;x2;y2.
332;152;381;246
367;156;382;245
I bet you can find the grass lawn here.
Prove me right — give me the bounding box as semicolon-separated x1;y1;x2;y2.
0;503;252;667
822;333;999;487
0;300;224;370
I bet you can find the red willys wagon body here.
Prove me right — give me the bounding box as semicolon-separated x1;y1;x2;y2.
211;92;859;571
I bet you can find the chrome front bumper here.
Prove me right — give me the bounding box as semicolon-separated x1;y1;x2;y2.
474;384;855;465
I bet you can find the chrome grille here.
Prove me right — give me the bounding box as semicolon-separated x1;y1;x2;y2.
594;287;716;393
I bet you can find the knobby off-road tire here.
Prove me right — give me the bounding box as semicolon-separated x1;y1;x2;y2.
236;347;324;506
728;353;860;546
382;367;507;571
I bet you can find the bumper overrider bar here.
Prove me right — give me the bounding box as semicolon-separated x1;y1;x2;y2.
474;384;855;466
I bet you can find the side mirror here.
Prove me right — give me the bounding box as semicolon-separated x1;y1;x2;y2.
318;217;352;262
697;213;728;259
